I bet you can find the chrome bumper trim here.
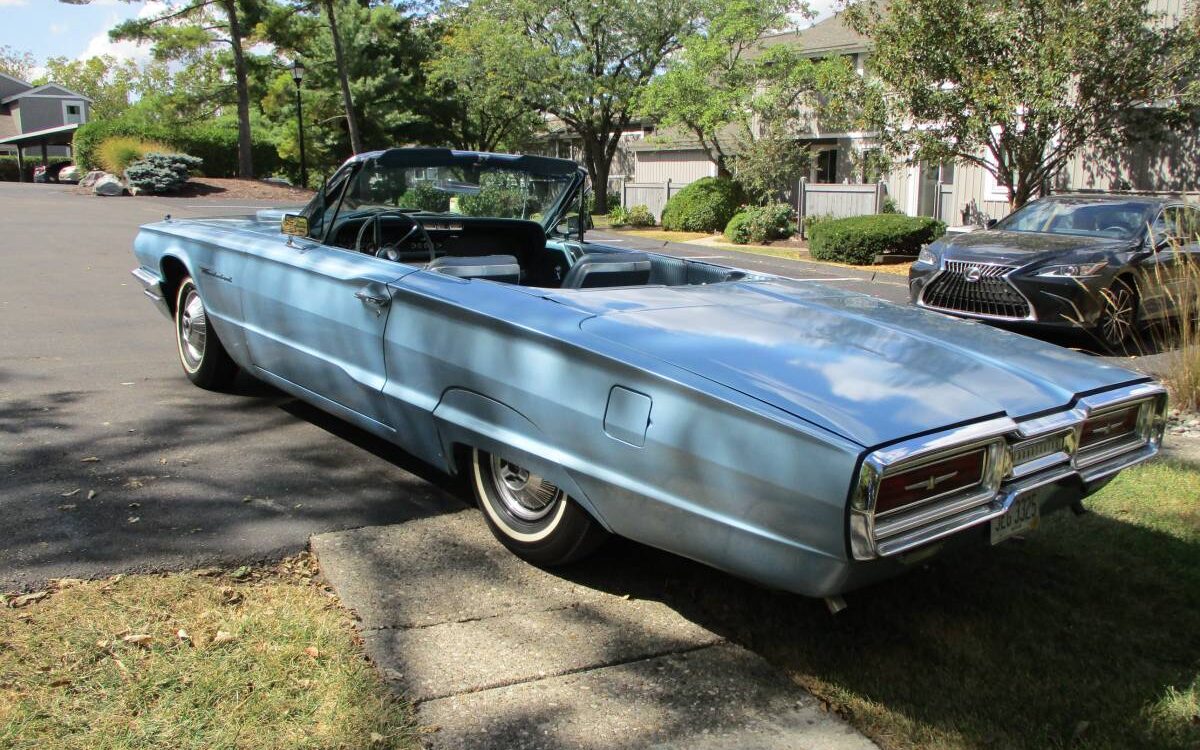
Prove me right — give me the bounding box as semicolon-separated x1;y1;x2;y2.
131;267;172;319
850;382;1169;561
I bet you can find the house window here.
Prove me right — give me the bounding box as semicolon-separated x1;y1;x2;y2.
62;101;85;125
813;148;838;183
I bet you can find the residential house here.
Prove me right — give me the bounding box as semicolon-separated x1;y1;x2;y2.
627;0;1197;225
0;72;92;173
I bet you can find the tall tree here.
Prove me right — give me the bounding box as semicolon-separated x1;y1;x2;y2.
37;55;164;121
424;14;542;152
74;0;273;178
845;0;1200;208
321;0;364;155
0;46;37;81
467;0;703;212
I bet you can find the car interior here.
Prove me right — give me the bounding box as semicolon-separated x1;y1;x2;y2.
326;212;748;290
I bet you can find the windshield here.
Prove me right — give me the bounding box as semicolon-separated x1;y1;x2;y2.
337;160;576;224
994;199;1154;240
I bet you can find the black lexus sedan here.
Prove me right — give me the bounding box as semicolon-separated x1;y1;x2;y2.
909;194;1199;349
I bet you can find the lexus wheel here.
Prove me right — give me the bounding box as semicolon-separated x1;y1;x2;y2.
1095;278;1139;352
470;448;607;566
175;276;237;389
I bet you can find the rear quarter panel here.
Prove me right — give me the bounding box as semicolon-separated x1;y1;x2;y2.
385;271;865;595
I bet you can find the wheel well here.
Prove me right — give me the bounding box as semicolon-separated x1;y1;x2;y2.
450;442;473;479
159;256;188;314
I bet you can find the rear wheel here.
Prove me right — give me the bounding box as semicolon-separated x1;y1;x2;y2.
174;276;237;389
1095;278;1139;352
470;448;606;566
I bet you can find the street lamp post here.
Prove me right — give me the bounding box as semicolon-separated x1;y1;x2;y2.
291;59;307;189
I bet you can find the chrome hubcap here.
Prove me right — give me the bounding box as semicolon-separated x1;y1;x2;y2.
1100;287;1134;346
179;289;207;367
488;455;562;522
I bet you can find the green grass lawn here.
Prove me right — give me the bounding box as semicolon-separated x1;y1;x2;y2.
0;557;417;750
681;458;1199;750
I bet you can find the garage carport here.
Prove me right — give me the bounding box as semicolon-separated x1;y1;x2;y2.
0;123;79;182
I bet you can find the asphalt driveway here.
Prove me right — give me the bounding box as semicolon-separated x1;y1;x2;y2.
0;183;464;590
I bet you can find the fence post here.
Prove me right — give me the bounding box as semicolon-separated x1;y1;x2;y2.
797;177;807;239
875;181;884;214
622;179;628;211
663;178;672;223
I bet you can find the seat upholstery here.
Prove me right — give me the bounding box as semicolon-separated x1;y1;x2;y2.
562;252;652;289
427;254;521;284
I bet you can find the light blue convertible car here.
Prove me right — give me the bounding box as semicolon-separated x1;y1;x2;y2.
131;148;1168;601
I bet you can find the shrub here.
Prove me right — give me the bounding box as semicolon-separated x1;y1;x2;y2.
399;183;451;212
124;152;204;194
880;196;900;214
459;171;536;217
0;156;73;182
809;214;946;265
97;136;170;175
724;203;794;244
626;205;655;227
608;205;630;227
802;212;835;236
660;177;745;232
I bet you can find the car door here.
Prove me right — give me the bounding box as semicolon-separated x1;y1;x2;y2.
238;170;415;434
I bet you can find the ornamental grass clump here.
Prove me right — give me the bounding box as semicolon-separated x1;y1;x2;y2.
96;136;171;175
1157;246;1200;411
124;152;204;194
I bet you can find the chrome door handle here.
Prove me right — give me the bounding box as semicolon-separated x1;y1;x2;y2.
355;288;391;312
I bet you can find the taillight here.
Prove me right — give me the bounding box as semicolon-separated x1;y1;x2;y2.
1080;406;1139;448
874;448;987;515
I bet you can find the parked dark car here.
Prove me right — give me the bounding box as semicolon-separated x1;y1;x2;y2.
909;195;1200;348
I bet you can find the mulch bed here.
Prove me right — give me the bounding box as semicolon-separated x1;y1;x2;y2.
76;177;315;202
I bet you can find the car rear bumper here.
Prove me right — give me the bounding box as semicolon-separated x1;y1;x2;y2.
131;267;172;319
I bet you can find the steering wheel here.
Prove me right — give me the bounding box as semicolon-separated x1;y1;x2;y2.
354;210;436;261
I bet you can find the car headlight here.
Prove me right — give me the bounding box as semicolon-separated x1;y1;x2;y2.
917;244;938;266
1036;261;1108;278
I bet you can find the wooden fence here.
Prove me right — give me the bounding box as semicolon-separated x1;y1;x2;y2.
617;179;690;221
797;180;887;238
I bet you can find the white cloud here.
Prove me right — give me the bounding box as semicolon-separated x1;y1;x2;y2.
50;23;68;36
76;2;168;63
0;0;30;7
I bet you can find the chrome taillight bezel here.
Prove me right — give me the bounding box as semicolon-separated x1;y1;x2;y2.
849;383;1168;561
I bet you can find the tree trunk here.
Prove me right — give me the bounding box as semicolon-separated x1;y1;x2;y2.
582;139;612;214
324;0;363;155
224;0;254;178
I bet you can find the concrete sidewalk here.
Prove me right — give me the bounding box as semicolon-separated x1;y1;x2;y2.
312;511;879;750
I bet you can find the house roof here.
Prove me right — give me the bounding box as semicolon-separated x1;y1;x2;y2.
1;83;94;105
0;71;34;88
757;12;871;57
0;122;81;146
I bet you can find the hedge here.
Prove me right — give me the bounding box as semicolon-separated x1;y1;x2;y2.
74;119;280;178
724;203;793;244
0;156;73;183
808;214;946;265
660;177;745;233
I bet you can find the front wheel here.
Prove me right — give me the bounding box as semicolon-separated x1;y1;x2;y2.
1095;278;1139;352
470;448;607;566
174;275;237;389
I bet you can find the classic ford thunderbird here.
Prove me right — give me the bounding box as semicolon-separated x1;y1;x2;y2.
131;148;1167;600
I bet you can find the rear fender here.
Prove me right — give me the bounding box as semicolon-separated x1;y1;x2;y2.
432;388;611;530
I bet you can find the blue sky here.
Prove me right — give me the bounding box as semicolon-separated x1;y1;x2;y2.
0;0;162;71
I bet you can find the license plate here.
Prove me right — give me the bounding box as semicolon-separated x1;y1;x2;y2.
990;495;1040;545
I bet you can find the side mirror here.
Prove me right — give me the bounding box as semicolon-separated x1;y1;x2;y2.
281;213;309;237
985;218;998;229
557;215;584;239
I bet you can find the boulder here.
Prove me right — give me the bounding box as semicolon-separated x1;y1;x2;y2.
58;165;81;183
79;170;107;188
93;174;126;196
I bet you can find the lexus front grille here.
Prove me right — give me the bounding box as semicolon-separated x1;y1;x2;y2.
920;261;1033;320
